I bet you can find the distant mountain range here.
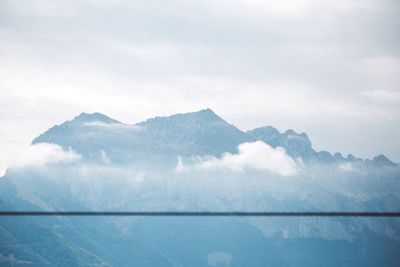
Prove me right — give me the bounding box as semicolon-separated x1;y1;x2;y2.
32;108;397;167
1;109;399;266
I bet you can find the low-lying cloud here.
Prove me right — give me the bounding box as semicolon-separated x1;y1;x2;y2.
8;143;81;171
84;121;141;131
176;141;299;176
338;162;357;172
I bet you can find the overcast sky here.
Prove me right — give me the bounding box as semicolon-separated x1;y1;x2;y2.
0;0;399;173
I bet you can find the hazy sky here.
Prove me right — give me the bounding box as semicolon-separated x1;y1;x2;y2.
0;0;399;172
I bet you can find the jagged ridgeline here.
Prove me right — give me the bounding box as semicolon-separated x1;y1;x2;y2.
32;109;396;166
1;109;399;266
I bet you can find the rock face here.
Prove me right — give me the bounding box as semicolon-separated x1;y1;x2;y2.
135;108;251;156
371;154;398;167
247;127;316;160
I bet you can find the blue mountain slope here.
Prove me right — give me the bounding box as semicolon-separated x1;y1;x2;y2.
31;108;397;166
136;108;251;155
33;112;121;146
32;113;129;160
32;109;251;165
247;126;396;166
247;127;317;160
1;108;400;266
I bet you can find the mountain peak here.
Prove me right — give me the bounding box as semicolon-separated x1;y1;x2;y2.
246;126;281;147
32;112;120;146
284;129;296;136
283;129;309;139
136;108;249;155
72;112;119;124
184;108;223;122
372;154;397;167
138;108;226;127
30;110;397;168
248;126;315;159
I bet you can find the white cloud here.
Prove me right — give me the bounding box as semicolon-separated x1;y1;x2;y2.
0;253;31;265
338;162;357;172
84;121;141;130
100;150;110;164
176;141;299;176
175;156;185;173
207;251;232;267
4;0;76;17
3;143;81;174
361;89;400;103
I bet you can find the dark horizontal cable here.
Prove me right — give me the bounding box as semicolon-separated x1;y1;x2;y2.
1;211;400;217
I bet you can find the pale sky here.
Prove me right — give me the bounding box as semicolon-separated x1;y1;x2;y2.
0;0;399;174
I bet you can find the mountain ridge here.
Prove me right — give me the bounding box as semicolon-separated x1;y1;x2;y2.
31;109;397;166
2;112;400;267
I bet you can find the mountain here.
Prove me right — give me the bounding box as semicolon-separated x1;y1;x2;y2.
31;109;395;166
136;108;251;156
1;108;400;266
32;109;250;162
371;154;398;167
247;127;317;160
